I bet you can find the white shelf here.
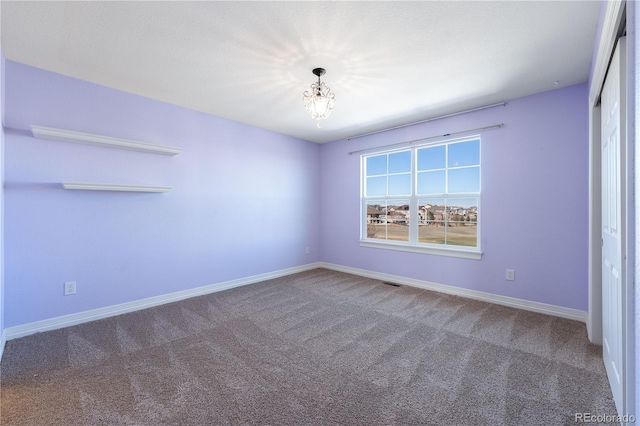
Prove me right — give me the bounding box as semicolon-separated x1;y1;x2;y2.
61;182;171;193
31;125;181;156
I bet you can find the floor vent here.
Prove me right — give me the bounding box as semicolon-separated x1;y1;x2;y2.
383;282;401;287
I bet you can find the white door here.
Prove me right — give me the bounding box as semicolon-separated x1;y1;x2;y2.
601;36;626;416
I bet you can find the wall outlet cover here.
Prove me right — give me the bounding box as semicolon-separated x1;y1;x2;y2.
64;281;77;295
506;269;515;281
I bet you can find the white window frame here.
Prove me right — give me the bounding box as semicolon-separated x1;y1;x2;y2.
360;136;482;260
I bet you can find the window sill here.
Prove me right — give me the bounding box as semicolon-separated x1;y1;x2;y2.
359;240;483;260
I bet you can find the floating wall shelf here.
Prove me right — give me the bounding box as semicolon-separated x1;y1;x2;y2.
31;125;181;156
61;182;171;193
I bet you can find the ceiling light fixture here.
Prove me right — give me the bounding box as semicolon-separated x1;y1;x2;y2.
303;68;335;121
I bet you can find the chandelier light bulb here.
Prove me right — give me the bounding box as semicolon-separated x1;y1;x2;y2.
303;68;335;121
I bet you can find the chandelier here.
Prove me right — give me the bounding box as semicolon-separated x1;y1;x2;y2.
303;68;335;120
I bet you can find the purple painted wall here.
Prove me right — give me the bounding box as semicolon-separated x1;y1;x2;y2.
2;59;593;328
3;61;320;327
320;83;589;311
1;48;5;341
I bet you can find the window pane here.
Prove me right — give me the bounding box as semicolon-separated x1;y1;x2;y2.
448;167;479;193
445;198;478;247
366;201;409;242
418;199;445;245
448;140;479;167
417;170;445;194
445;223;477;247
386;202;410;242
366;202;387;240
417;145;445;171
366;155;387;176
446;198;478;218
419;199;445;220
366;176;387;196
388;173;411;195
419;221;445;244
418;198;446;245
389;151;411;173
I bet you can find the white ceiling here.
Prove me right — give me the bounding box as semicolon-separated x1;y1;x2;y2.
1;1;600;144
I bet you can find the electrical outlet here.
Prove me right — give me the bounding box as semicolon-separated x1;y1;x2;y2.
506;269;515;281
64;281;76;295
305;246;310;255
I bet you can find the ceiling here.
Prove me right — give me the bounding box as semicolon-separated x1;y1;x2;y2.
1;1;600;144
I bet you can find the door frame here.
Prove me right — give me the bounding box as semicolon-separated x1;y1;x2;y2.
588;0;636;419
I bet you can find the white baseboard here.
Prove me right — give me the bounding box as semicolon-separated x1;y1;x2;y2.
318;262;588;323
4;262;323;342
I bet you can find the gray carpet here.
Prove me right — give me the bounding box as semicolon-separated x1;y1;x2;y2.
0;268;617;425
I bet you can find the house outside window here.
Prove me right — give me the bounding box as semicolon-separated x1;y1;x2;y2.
361;137;481;259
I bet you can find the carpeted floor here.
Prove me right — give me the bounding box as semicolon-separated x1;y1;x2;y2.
0;268;617;425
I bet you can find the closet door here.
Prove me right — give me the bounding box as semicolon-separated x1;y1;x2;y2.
601;36;626;417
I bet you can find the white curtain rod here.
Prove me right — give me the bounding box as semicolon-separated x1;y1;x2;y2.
346;102;507;141
347;123;504;155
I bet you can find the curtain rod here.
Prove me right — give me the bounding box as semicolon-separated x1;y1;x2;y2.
346;102;506;141
347;123;504;155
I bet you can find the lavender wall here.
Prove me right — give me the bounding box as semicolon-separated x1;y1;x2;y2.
3;61;320;328
319;83;589;311
1;59;592;328
1;48;5;342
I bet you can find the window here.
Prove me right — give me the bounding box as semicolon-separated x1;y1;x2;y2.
361;137;481;259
